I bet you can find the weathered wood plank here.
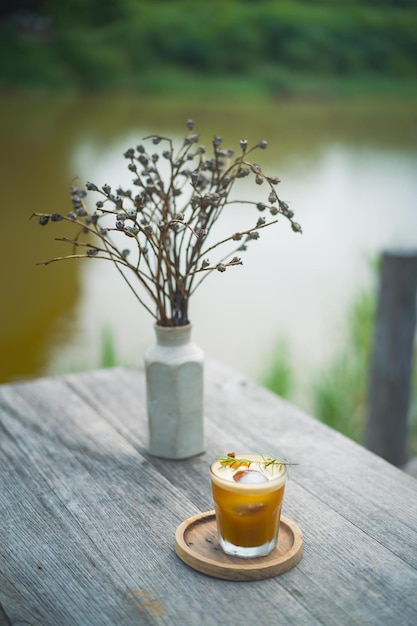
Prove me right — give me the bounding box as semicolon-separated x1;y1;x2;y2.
365;249;417;465
1;361;417;625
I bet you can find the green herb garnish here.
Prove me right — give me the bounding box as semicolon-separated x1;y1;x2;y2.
216;452;297;472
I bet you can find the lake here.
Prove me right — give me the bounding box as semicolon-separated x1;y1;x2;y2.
1;94;416;397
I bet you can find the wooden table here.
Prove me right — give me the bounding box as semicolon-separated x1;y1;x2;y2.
1;361;416;625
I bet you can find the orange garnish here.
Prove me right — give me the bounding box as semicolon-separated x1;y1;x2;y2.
219;454;251;469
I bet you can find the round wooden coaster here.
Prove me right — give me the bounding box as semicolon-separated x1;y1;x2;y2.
175;510;303;581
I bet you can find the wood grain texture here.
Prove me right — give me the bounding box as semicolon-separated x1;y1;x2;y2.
365;249;417;465
1;359;417;625
175;511;303;580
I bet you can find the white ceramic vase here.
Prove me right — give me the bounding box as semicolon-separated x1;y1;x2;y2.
144;324;205;460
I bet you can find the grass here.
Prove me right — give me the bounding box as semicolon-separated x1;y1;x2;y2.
311;288;375;443
5;65;417;101
263;264;417;458
263;339;294;400
58;327;126;375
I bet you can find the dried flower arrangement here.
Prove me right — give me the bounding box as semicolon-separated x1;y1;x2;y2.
32;119;301;326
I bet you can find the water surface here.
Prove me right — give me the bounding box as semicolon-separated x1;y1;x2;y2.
1;94;416;389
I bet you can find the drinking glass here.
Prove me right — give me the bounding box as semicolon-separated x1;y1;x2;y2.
210;454;287;558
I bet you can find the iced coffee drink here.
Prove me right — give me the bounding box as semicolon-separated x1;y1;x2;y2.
210;453;287;558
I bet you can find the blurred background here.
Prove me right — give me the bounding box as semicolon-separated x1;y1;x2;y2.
1;0;416;449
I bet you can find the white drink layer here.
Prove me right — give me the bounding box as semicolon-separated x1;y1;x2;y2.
210;454;287;494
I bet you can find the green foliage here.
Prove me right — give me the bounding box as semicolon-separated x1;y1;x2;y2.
58;326;124;374
312;265;417;454
1;1;417;93
100;327;118;369
263;339;294;400
312;289;375;442
263;265;417;455
409;364;417;457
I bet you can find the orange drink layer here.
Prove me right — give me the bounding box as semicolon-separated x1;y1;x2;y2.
210;455;287;558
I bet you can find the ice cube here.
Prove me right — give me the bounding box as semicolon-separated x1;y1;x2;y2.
233;469;268;483
235;503;265;515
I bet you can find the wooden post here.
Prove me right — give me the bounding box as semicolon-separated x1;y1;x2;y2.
365;250;417;466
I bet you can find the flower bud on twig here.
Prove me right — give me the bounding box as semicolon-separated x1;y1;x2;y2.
33;120;301;327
